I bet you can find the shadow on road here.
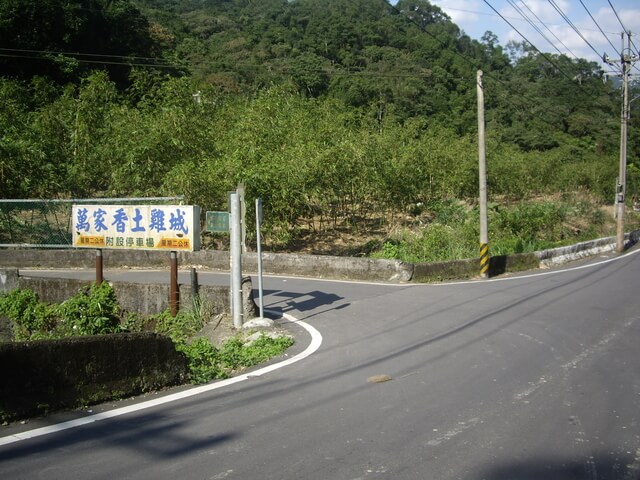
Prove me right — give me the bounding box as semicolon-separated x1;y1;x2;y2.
262;289;347;313
0;412;237;464
476;453;640;480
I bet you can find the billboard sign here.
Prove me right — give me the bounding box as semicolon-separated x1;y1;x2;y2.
72;205;200;251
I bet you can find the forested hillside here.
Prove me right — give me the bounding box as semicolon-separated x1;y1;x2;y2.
1;0;638;260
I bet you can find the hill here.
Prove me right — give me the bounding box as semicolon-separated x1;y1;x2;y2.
0;0;638;260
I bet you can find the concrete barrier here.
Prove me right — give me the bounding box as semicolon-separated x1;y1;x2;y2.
0;333;188;421
536;231;640;267
413;258;476;282
242;251;413;282
0;269;258;342
0;230;638;284
0;249;413;283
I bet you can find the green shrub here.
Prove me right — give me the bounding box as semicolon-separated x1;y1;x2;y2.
56;282;121;336
176;334;295;384
369;195;618;262
148;307;206;343
233;334;295;367
0;289;57;340
1;284;295;389
494;201;566;242
176;337;227;384
373;223;476;263
0;283;122;340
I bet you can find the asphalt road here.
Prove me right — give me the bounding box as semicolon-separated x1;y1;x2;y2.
1;248;640;480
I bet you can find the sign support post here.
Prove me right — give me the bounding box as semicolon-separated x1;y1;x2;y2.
256;198;264;319
170;251;178;317
95;249;103;285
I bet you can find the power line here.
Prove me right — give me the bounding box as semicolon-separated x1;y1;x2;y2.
578;0;620;56
389;0;604;119
430;1;621;37
483;0;576;82
519;1;580;59
629;33;640;75
630;33;640;58
607;0;629;34
546;0;603;61
2;0;612;130
0;53;184;70
0;47;178;66
385;0;608;135
380;0;482;83
508;0;574;58
0;47;451;82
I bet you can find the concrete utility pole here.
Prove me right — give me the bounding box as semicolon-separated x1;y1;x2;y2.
477;70;489;278
605;32;638;253
230;192;243;328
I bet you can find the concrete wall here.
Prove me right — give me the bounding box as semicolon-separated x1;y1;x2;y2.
0;333;188;421
0;269;258;342
0;230;638;284
12;275;231;316
0;268;19;292
0;248;413;283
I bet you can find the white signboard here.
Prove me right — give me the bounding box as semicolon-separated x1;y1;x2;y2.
72;205;200;251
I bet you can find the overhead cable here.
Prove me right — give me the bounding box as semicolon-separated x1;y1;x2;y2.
607;0;629;34
386;0;607;131
519;1;580;59
0;47;446;81
0;47;178;66
508;0;570;58
483;0;576;82
547;0;603;61
578;0;620;56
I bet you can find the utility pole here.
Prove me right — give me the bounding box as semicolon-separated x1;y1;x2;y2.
230;192;243;328
477;70;489;278
605;32;638;253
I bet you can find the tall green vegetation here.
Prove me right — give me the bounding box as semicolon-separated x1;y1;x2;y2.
0;282;121;340
0;283;294;385
0;0;170;87
1;0;638;259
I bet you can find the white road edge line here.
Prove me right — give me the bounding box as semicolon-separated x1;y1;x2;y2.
0;310;322;447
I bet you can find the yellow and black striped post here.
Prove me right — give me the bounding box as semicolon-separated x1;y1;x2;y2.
480;243;490;278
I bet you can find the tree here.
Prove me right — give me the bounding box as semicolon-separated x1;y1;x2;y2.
0;0;162;87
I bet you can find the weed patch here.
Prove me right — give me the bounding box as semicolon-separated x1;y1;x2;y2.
176;334;294;384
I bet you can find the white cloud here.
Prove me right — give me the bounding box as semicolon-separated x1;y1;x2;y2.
434;0;482;25
411;1;640;67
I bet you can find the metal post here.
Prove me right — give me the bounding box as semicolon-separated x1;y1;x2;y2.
230;193;243;328
170;251;178;317
190;267;199;311
477;70;489;278
237;183;247;253
95;249;103;285
256;198;264;319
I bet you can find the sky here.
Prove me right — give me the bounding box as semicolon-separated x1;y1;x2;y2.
392;1;640;72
